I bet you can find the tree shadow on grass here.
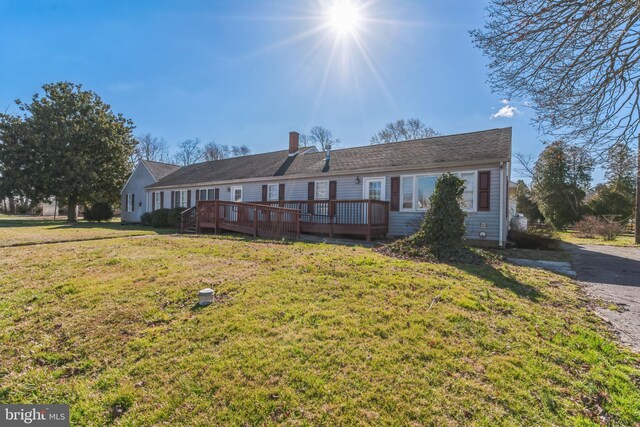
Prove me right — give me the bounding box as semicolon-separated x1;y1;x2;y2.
452;255;543;302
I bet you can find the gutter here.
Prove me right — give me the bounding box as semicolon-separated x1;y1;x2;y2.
499;161;505;249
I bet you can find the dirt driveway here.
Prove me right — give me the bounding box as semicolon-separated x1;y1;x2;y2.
565;243;640;352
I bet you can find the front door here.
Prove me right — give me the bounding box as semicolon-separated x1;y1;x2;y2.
230;186;243;222
362;178;385;200
362;178;385;223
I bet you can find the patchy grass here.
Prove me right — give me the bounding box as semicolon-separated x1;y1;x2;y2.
558;231;638;248
0;232;638;425
0;218;173;247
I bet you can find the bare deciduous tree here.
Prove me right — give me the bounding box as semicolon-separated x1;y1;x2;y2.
132;133;170;164
173;138;203;166
471;0;640;150
370;118;439;144
231;145;251;157
302;126;340;152
203;141;230;161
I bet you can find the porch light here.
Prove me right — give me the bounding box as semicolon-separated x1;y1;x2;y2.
138;201;142;207
198;288;215;306
227;187;231;192
355;176;360;184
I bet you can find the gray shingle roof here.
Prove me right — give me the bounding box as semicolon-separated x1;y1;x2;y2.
147;127;511;188
142;160;180;181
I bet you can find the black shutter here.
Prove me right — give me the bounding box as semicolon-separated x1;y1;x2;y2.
478;171;491;211
195;189;200;202
262;185;268;202
131;193;135;211
329;181;337;200
214;188;220;200
307;182;315;214
160;192;164;209
187;190;191;208
279;183;285;201
390;177;400;211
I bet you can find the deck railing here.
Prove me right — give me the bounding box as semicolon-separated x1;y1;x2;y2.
194;199;389;240
196;200;301;239
260;199;389;239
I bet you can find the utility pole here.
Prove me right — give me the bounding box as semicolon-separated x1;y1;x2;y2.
636;135;640;244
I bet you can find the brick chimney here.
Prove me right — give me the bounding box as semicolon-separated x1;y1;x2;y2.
289;131;299;155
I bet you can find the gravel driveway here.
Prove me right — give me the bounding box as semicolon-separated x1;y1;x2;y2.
565;243;640;353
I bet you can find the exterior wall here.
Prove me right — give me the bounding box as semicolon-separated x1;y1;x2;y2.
147;162;505;244
121;163;156;223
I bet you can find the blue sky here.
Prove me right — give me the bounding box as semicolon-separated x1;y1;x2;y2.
0;0;570;181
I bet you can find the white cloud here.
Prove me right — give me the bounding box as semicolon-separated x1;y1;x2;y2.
500;98;509;105
490;104;518;119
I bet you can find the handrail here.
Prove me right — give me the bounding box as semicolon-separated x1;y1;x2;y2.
180;206;197;233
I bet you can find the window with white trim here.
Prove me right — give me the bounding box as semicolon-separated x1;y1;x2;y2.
454;172;476;211
416;175;438;210
401;176;414;210
400;171;478;212
174;190;187;208
126;194;133;212
315;181;329;200
267;184;279;201
207;189;217;200
154;192;161;210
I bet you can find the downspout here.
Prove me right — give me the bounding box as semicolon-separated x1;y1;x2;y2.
499;161;505;249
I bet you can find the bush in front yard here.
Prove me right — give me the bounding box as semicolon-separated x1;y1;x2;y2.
383;174;472;262
597;221;625;241
83;202;114;222
150;209;170;228
574;216;600;238
167;208;184;228
573;216;625;240
140;212;152;226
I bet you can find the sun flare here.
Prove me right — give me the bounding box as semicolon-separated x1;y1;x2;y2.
327;1;362;35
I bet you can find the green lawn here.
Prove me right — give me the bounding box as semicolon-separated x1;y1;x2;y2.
557;231;638;248
0;226;638;425
0;217;173;247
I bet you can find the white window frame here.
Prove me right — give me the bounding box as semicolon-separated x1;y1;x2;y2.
453;170;478;213
231;186;243;202
399;170;478;213
154;192;161;210
362;177;386;201
400;175;415;212
414;174;440;212
314;180;329;200
126;194;133;212
267;183;279;201
174;190;187;208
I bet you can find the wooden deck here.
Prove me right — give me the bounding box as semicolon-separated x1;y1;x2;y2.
183;199;389;241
